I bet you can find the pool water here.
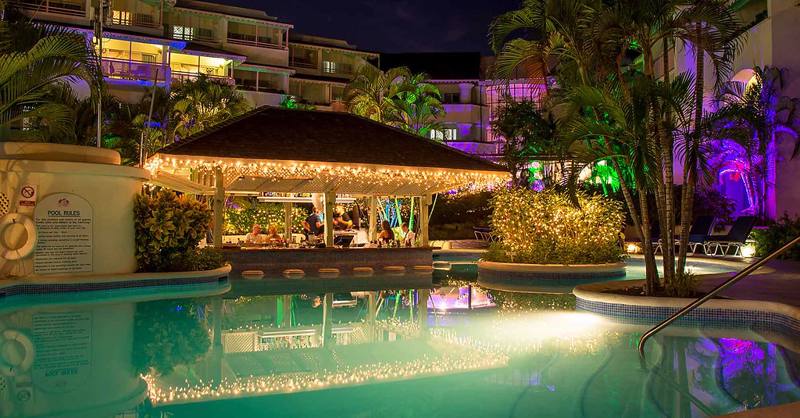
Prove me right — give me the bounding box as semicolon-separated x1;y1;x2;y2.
1;275;797;418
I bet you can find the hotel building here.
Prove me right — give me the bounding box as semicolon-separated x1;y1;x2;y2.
9;0;378;110
8;0;800;217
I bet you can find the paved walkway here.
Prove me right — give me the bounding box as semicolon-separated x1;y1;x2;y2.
696;259;800;307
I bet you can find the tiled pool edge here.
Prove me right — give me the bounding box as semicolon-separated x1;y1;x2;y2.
574;282;800;337
0;265;232;297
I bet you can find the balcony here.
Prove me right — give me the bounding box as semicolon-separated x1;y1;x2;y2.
172;71;235;86
9;0;85;17
171;26;217;43
227;33;282;49
101;58;167;83
290;57;317;69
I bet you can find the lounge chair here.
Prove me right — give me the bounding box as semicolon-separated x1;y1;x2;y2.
678;215;717;255
704;216;757;257
473;226;498;242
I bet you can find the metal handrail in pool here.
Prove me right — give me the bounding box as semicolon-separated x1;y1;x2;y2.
637;234;800;357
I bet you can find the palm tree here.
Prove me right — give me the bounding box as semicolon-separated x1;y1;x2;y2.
712;66;800;220
387;72;445;138
168;75;251;141
345;64;411;124
0;7;100;141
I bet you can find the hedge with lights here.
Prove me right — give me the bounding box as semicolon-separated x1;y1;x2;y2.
224;199;309;235
487;188;625;265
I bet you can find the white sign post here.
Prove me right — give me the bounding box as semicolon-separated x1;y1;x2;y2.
33;193;93;275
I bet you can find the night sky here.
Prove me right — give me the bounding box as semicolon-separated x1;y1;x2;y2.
220;0;520;54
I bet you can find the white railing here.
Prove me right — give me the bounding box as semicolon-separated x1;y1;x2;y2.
10;0;86;17
101;58;167;82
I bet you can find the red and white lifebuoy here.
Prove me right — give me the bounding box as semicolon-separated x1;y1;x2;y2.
0;213;37;261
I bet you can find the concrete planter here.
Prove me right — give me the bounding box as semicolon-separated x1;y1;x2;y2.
477;260;626;279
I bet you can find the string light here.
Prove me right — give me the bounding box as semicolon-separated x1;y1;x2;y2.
143;336;508;405
489;189;625;264
146;155;509;194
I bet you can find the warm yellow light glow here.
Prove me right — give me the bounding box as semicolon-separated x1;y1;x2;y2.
626;242;641;254
741;242;756;257
146;155;509;194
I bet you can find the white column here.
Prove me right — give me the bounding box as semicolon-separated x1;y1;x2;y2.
321;293;333;347
323;190;335;247
213;167;225;248
368;196;378;242
419;194;431;247
458;82;474;104
283;202;292;243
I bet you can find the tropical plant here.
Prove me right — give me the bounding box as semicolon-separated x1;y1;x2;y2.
346;64;411;123
712;66;800;220
492;99;560;187
345;64;446;138
487;188;625;265
133;190;218;272
489;0;745;294
752;215;800;261
387;71;444;138
169;75;251;141
0;6;100;141
132;299;211;375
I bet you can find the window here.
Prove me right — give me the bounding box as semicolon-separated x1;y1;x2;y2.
431;128;457;141
322;61;336;74
141;54;157;64
443;92;460;104
111;10;130;25
173;26;194;41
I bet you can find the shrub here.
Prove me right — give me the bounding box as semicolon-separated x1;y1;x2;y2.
752;214;800;260
134;190;223;272
486;189;625;264
664;271;698;298
132;299;211;375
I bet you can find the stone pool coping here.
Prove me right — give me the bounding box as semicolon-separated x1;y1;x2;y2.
0;265;232;298
478;260;627;278
573;273;800;336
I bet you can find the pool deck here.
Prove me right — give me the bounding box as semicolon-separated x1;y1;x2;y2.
694;259;800;308
719;401;800;417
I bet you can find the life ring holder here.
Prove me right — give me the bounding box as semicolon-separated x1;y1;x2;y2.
0;213;37;260
0;329;35;377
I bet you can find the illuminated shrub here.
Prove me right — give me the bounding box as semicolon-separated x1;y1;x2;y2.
487;189;625;264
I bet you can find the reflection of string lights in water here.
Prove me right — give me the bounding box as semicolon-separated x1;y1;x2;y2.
431;313;622;356
144;346;508;405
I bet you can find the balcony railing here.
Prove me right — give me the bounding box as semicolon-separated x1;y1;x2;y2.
101;58;167;82
9;0;85;17
172;71;235;86
227;33;282;49
290;58;317;69
107;9;160;29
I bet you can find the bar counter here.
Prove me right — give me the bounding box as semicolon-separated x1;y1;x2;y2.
221;246;434;278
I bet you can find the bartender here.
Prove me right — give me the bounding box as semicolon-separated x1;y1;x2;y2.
333;205;353;230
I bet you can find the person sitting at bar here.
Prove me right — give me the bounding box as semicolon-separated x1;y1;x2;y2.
401;222;416;247
245;224;263;244
378;220;395;244
303;206;324;238
266;224;285;245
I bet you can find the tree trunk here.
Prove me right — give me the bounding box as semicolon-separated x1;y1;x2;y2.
611;159;657;294
677;27;704;273
661;37;676;286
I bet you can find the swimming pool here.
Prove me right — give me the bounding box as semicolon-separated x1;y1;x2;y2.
1;278;796;418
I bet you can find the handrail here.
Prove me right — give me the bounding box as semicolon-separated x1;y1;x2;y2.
638;234;800;357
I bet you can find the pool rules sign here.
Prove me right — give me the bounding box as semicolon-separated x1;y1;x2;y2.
34;193;93;274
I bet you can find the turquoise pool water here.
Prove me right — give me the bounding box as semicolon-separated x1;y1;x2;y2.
1;272;796;417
